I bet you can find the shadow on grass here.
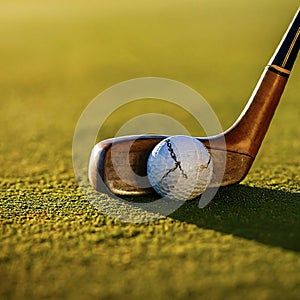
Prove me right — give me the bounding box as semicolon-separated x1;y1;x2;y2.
170;185;300;252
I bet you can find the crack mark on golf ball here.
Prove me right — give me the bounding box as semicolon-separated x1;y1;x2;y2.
200;155;211;170
161;139;188;181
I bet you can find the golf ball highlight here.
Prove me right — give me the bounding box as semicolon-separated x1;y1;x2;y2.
147;135;213;200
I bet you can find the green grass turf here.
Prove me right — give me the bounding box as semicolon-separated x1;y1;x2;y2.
1;0;300;299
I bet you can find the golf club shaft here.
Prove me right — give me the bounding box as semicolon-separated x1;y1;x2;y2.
215;8;299;158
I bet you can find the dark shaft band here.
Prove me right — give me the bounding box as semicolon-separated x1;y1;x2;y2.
270;8;300;72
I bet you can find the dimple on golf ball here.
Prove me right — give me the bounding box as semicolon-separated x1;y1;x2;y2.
147;135;213;200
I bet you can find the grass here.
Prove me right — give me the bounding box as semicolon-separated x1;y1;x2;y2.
0;0;300;299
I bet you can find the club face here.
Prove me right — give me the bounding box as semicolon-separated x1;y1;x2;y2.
88;135;254;196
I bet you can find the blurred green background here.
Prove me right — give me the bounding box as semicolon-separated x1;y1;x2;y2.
0;1;299;299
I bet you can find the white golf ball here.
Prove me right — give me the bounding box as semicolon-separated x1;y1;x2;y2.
147;135;213;200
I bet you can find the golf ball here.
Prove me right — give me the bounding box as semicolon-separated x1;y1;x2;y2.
147;135;213;200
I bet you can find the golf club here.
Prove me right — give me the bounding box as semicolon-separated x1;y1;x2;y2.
89;8;299;196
